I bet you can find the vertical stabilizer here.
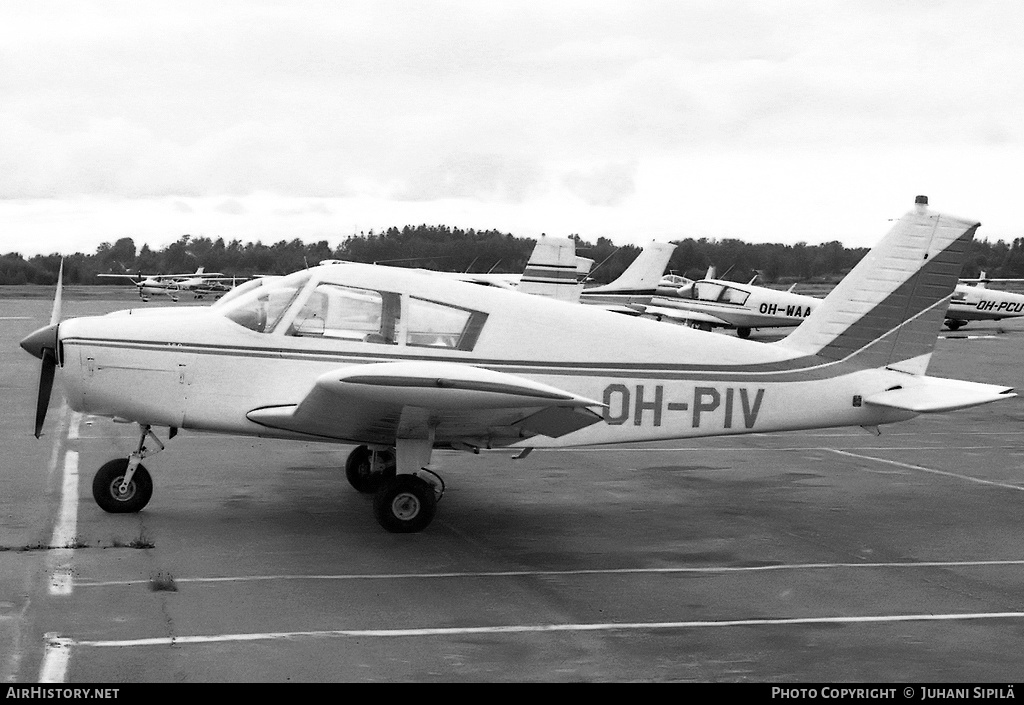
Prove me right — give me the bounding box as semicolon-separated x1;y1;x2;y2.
582;241;676;295
518;235;584;302
777;196;979;374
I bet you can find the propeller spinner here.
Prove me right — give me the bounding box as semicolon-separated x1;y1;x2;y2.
19;260;63;438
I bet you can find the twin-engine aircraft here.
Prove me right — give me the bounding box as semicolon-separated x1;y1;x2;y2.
21;196;1014;533
643;268;819;338
97;267;246;302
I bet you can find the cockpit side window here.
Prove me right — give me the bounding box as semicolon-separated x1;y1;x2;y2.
691;282;748;305
287;283;400;344
692;282;724;302
223;274;309;333
406;298;487;350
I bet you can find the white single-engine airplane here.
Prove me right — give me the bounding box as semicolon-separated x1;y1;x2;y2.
944;275;1024;330
21;196;1015;533
97;267;246;302
644;267;820;338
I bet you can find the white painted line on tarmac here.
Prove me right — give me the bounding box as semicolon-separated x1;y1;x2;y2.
45;404;70;483
52;611;1024;648
66;412;82;440
38;634;72;683
47;450;79;596
827;448;1024;491
72;557;1024;588
46;412;81;597
543;445;1017;453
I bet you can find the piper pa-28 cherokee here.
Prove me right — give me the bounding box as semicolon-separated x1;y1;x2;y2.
97;267;246;302
21;196;1015;533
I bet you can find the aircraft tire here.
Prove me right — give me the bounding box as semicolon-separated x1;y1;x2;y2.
737;327;751;339
345;445;396;493
945;320;964;331
92;459;153;514
373;475;437;533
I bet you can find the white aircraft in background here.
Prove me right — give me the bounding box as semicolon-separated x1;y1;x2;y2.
944;274;1024;330
21;196;1014;533
97;267;247;302
434;234;594;302
643;266;820;338
578;241;678;314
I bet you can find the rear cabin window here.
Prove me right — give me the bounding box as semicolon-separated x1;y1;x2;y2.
406;298;487;350
287;284;399;344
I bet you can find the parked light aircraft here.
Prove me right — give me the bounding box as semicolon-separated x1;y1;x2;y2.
21;196;1014;533
944;275;1024;330
431;234;594;302
644;267;821;338
578;242;677;314
97;267;246;302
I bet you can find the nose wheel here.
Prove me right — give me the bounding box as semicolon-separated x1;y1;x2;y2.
93;458;153;513
91;424;167;513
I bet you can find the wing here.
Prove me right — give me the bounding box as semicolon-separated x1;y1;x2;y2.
246;361;605;447
642;306;732;327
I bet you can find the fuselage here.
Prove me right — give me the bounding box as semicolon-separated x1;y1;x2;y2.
55;264;917;449
649;279;819;330
946;283;1024;323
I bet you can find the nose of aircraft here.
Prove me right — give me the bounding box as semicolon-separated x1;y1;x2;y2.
20;323;59;360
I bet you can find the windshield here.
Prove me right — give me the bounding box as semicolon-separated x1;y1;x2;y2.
219;271;312;333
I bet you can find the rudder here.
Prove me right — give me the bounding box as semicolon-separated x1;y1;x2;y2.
777;196;979;374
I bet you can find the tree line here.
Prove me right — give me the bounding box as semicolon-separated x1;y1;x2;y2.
2;225;1024;287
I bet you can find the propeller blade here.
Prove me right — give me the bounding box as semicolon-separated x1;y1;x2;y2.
49;259;64;326
24;258;64;437
34;349;56;438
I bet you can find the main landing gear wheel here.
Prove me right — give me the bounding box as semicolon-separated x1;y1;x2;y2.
737;327;751;339
92;458;153;513
345;445;396;493
945;320;964;331
373;475;437;533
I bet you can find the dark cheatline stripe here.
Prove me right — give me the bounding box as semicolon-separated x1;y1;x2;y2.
62;335;867;383
521;267;580;282
581;288;658;297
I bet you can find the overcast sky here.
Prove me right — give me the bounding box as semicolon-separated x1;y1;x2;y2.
3;1;1023;257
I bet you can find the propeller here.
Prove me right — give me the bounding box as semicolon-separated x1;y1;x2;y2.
20;259;63;438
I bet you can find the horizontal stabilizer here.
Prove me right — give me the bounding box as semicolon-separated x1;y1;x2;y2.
864;378;1015;413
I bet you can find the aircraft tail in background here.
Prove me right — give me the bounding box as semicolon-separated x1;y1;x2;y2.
517;235;588;303
579;241;676;314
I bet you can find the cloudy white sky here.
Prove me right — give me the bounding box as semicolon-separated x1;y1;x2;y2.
2;1;1023;257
